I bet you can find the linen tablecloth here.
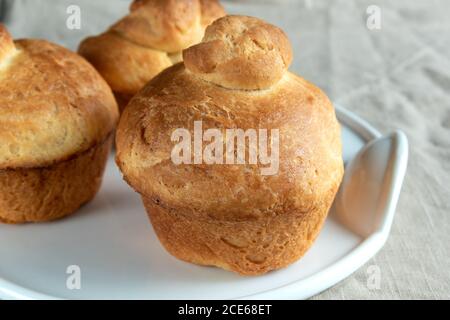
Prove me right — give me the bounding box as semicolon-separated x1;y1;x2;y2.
2;0;449;299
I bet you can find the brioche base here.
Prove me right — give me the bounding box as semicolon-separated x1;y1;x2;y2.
142;187;337;275
0;134;113;224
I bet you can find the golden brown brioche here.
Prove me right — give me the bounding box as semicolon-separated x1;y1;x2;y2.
116;16;343;275
78;0;225;112
0;25;118;223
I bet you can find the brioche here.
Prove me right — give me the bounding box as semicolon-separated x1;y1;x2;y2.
0;25;118;223
78;0;225;112
116;16;343;275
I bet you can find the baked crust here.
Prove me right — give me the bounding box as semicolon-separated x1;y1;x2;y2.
78;0;225;111
116;16;344;274
0;134;113;224
117;65;343;221
0;29;118;169
143;183;337;275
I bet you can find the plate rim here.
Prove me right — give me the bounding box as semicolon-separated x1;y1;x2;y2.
238;105;408;299
0;104;408;300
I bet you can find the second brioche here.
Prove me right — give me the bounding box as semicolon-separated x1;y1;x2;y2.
78;0;225;112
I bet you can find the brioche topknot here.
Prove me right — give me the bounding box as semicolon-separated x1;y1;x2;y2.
183;15;293;90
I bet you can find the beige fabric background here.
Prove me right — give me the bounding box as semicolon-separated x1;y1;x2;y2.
3;0;450;299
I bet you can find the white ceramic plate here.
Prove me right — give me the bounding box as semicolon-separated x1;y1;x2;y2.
0;105;408;300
